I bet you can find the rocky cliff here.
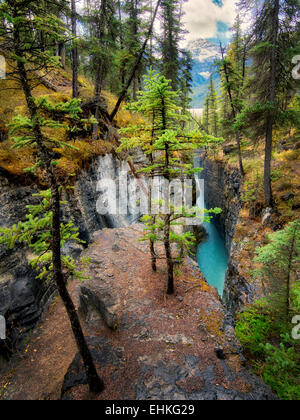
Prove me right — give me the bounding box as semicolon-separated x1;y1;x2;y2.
61;225;275;401
0;154;142;363
196;151;242;253
197;151;263;318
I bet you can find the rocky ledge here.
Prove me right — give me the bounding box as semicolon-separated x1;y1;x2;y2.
62;225;276;400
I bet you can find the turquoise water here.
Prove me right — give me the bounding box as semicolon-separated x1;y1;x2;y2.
196;217;229;296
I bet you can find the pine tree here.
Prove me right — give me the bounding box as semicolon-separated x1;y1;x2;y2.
178;50;193;114
0;189;90;285
218;14;248;176
208;75;219;137
237;0;300;205
203;95;210;134
71;0;79;98
0;0;104;394
83;0;119;138
118;70;222;294
203;74;219;137
109;0;162;121
160;0;182;90
254;220;300;327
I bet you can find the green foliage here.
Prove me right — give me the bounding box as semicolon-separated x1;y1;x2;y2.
236;221;300;400
203;75;219;137
236;301;272;355
119;69;223;286
254;220;300;324
242;170;264;204
261;340;300;400
236;299;300;400
0;0;68;71
0;190;88;282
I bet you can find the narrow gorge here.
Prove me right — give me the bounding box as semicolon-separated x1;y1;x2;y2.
0;149;277;400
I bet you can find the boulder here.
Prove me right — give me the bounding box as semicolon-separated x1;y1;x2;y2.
223;144;238;155
282;192;295;202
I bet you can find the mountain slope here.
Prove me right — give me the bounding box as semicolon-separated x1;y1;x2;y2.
188;39;221;109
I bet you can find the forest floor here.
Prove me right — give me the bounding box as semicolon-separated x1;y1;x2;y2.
0;225;276;400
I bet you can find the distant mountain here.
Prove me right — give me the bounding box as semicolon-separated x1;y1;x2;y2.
188;39;221;109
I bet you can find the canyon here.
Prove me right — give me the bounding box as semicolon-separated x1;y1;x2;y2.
0;151;274;399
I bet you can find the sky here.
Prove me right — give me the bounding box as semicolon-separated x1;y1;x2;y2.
182;0;237;44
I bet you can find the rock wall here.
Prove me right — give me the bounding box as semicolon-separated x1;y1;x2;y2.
0;176;55;364
0;154;142;363
195;152;254;318
62;225;276;401
196;152;242;253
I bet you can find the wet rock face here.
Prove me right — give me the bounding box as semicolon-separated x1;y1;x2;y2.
195;153;256;317
196;152;242;253
0;154;141;362
0;177;56;365
61;154;143;244
223;260;256;317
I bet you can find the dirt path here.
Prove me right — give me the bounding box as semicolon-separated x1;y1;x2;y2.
0;285;78;400
0;225;276;400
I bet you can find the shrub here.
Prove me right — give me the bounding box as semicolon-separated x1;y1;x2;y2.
261;340;300;400
236;302;272;356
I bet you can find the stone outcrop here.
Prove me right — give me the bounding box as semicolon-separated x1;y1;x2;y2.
194;151;255;318
0;154;142;362
195;151;242;252
61;225;276;401
0;177;56;365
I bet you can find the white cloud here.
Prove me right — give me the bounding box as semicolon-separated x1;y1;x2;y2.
196;47;220;62
199;71;211;79
183;0;237;43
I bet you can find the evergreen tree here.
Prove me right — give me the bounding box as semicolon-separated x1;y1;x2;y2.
0;0;104;394
160;0;182;90
208;75;219;137
254;220;300;327
109;0;162;121
118;70;222;294
71;0;79;98
203;74;219;137
218;15;248;176
237;0;300;205
203;95;210;134
178;49;193;113
83;0;119;137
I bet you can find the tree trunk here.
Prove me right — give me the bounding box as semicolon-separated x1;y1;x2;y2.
236;132;245;177
206;100;209;133
149;114;157;272
162;97;174;294
71;0;78;98
264;114;274;207
92;68;101;140
150;238;157;272
58;42;66;69
220;42;245;176
109;0;162;121
51;184;105;394
164;214;174;295
133;75;137;101
92;0;107;140
264;0;279;208
285;226;297;326
12;13;104;395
